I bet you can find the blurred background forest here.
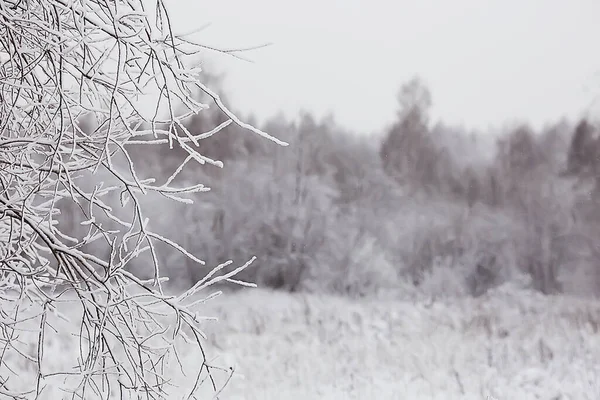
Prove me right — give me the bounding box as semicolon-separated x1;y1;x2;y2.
65;71;600;300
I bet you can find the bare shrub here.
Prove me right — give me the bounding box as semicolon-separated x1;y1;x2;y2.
0;1;284;398
392;202;521;298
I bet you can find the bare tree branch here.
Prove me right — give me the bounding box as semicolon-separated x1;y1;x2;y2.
0;0;285;398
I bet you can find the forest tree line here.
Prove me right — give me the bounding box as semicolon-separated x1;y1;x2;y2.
66;75;600;299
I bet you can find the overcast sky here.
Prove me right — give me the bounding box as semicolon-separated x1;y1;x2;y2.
162;0;600;135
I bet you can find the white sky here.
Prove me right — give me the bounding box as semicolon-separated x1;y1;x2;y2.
162;0;600;135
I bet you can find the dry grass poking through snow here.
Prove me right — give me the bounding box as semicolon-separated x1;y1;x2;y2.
3;284;600;399
201;286;600;400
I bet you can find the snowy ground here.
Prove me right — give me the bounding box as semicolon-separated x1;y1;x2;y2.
198;286;600;400
3;284;600;399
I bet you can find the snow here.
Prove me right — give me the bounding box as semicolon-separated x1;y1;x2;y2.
192;286;600;399
4;285;600;399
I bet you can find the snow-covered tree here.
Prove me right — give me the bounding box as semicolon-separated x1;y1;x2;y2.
0;0;285;397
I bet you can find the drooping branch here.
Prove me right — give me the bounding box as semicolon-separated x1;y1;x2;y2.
0;0;285;398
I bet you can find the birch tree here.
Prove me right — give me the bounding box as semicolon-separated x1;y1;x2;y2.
0;0;285;397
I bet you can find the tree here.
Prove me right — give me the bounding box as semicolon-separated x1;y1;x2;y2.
379;77;443;191
395;76;432;124
567;119;598;176
0;1;285;398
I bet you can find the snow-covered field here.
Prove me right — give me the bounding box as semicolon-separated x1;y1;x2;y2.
200;287;600;400
3;284;600;399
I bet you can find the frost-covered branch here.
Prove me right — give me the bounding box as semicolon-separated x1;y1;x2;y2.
0;0;285;398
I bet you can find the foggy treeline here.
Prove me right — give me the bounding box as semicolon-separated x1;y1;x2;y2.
64;74;600;300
